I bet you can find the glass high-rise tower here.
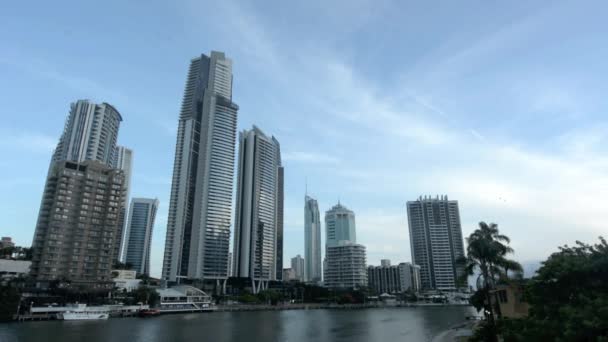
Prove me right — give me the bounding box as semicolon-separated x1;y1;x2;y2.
406;195;465;291
304;195;322;283
124;198;159;276
162;52;239;283
232;126;282;293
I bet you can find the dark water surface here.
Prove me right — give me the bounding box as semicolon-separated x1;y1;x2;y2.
0;306;475;342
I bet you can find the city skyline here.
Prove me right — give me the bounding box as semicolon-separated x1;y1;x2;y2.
3;1;607;279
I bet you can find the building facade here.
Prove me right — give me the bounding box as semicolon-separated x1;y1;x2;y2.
399;262;422;292
276;165;284;281
324;242;367;289
291;255;305;281
325;203;356;247
407;195;465;291
30;160;126;287
124;198;159;275
232;126;282;293
367;261;421;294
110;145;133;262
162;52;239;284
304;195;322;283
52;100;122;166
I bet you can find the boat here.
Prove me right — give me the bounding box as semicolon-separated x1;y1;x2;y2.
138;308;161;317
57;304;110;320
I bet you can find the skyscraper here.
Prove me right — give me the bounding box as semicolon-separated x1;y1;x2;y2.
124;198;159;276
406;195;465;291
52;100;122;166
291;255;305;281
323;203;367;289
232;126;282;293
275;166;284;281
367;260;421;294
162;52;238;284
325;203;356;247
111;145;133;261
30;160;126;287
304;195;322;283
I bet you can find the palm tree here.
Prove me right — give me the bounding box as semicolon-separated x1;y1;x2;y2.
460;222;522;339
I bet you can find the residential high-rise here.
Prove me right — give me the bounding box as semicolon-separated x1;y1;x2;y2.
304;195;322;283
325;203;356;247
407;195;465;291
124;198;158;276
323;203;367;289
291;255;305;281
275;165;284;281
52;100;122;166
162;52;239;284
30;160;126;287
111;145;133;262
367;261;421;294
232;126;282;293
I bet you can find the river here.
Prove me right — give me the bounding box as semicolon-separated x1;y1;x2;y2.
0;306;475;342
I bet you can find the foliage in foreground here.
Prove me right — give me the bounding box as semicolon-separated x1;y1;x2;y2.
498;237;608;342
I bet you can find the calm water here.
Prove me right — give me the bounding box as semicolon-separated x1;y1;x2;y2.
0;306;475;342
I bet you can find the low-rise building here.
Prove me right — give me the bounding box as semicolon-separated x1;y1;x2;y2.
0;237;15;249
156;285;213;312
367;261;421;294
492;282;529;318
283;268;296;281
112;269;140;292
0;259;31;285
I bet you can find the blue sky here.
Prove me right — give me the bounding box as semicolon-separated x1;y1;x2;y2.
2;0;607;278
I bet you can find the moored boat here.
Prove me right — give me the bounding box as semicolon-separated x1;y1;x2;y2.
57;304;110;320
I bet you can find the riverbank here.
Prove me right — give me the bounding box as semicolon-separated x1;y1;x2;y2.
216;302;471;312
11;302;471;321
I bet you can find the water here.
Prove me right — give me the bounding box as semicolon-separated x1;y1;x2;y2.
0;306;475;342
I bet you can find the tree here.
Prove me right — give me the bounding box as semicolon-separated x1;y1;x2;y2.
500;237;608;341
461;222;522;342
0;285;20;321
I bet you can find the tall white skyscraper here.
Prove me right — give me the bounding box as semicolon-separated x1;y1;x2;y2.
124;198;159;275
111;145;133;262
162;52;239;284
325;202;357;247
304;195;322;283
232;126;282;293
407;195;465;291
52;100;122;166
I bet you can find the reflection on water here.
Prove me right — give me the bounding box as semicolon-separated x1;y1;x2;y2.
0;306;475;342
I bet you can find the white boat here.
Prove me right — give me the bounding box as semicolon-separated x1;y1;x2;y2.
57;304;110;320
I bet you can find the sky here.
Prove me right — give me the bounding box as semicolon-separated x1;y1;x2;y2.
1;0;607;278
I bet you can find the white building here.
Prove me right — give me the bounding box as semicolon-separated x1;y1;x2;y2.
162;52;238;284
291;255;305;281
232;126;282;293
324;242;367;289
367;261;421;294
111;145;133;261
325;203;356;247
156;285;213;312
112;269;141;292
